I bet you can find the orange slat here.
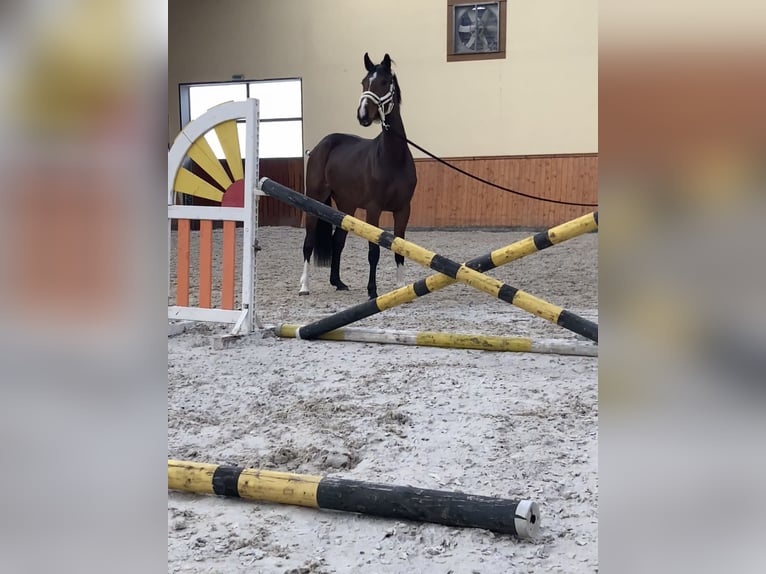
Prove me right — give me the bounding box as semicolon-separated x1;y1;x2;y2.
221;221;236;310
176;219;190;307
199;220;213;308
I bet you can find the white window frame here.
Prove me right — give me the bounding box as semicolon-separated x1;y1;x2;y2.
178;78;303;159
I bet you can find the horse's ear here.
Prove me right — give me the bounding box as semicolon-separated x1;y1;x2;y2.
382;53;391;70
364;52;374;72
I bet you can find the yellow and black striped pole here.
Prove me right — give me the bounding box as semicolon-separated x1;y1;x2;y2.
259;178;597;342
297;212;598;341
168;460;540;537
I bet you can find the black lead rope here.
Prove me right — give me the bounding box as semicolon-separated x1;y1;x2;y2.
386;126;599;208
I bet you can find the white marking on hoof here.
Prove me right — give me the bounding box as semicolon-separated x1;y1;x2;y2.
396;263;405;287
299;260;310;295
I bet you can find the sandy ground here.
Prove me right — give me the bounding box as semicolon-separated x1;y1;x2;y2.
168;226;598;573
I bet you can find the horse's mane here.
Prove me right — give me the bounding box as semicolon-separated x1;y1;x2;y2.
392;74;402;105
386;58;402;105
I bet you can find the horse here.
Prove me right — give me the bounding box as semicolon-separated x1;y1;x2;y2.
299;52;417;299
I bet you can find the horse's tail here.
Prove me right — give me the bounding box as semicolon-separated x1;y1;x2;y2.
313;197;334;267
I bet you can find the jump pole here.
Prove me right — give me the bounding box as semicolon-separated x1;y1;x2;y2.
277;324;598;357
298;212;598;341
168;460;540;538
259;178;598;342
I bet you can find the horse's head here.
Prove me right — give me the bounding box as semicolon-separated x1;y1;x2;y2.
357;53;401;128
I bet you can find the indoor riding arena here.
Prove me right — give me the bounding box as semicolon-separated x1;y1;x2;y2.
169;1;598;572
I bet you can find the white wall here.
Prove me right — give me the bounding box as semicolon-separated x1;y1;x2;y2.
169;0;597;157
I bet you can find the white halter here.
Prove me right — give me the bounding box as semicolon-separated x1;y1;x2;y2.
359;79;396;129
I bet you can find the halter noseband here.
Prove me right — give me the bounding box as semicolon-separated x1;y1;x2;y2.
359;79;396;129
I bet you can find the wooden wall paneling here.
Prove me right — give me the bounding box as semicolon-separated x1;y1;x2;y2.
258;158;304;227
196;153;598;230
176;153;596;229
554;157;566;225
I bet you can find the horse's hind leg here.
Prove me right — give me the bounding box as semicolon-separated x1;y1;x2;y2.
365;208;382;299
302;143;333;295
329;227;349;291
393;205;411;287
299;215;317;295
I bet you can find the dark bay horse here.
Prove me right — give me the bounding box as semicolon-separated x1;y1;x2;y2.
299;53;417;299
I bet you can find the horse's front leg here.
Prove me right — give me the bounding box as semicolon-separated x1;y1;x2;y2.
366;209;382;299
367;243;380;299
393;205;411;287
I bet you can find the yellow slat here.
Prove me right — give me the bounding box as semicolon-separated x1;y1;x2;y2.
187;136;232;189
173;167;224;202
214;120;244;181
